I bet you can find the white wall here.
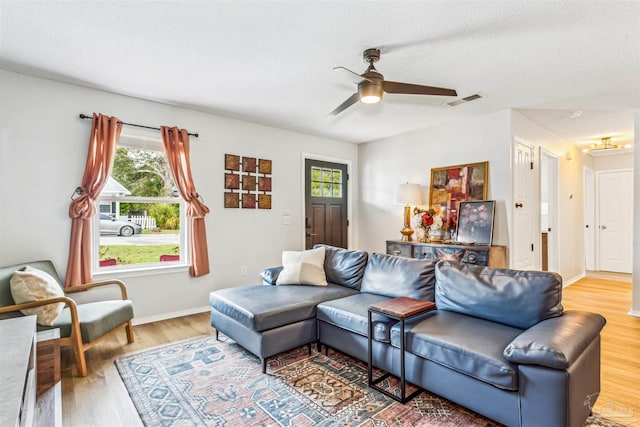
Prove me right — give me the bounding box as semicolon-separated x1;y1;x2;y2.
593;152;634;170
357;110;512;255
511;111;586;283
633;109;640;316
0;70;359;322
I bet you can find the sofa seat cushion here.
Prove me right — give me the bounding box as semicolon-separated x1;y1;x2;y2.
39;300;134;343
210;284;358;332
391;310;522;390
317;293;398;343
360;252;437;301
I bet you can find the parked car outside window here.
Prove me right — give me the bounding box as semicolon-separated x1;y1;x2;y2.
99;214;142;237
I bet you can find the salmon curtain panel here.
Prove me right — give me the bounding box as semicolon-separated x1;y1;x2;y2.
65;113;122;287
160;126;210;277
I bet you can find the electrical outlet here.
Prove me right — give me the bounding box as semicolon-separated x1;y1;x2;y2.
240;266;247;276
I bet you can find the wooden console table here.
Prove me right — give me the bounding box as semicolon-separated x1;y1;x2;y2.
386;240;507;268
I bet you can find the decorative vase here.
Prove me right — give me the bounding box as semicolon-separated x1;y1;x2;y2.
415;227;428;243
429;226;444;242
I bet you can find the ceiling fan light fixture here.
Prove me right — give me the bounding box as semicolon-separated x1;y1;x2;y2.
329;48;457;116
359;83;383;104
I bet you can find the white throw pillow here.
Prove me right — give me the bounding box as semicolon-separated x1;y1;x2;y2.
276;246;328;286
10;266;65;326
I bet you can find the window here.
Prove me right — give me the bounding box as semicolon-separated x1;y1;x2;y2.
95;133;186;271
310;166;342;198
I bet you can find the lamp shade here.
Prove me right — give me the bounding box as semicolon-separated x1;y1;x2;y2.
394;183;423;205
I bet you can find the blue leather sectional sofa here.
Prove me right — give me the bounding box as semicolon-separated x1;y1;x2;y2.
209;245;605;427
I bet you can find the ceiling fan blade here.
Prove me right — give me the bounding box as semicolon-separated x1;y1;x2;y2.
333;66;371;84
328;93;360;116
383;80;457;97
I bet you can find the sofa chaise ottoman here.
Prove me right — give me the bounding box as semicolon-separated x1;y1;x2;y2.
209;245;368;372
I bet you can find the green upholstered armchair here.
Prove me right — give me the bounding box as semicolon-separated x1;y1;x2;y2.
0;260;134;376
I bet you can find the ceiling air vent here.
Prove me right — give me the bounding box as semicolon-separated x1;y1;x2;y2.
445;93;486;107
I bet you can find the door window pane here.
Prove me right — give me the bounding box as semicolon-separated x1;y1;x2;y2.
311;182;322;197
311;167;322;182
322;169;333;183
322;182;332;197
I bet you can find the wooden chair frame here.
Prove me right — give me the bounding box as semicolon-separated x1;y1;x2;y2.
0;279;134;377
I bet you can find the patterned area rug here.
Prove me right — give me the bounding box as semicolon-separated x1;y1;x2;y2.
115;335;623;427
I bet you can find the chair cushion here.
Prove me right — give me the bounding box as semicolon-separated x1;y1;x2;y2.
210;284;358;332
10;266;65;326
435;261;564;329
317;293;397;343
276;247;327;286
391;310;522;390
360;252;437;301
41;300;134;343
314;244;369;290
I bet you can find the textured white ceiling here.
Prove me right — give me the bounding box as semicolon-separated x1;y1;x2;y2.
1;1;638;145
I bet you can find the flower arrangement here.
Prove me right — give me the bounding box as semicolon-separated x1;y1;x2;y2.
411;208;443;242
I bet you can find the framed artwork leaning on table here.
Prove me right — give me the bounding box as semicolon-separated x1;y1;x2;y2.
455;200;495;245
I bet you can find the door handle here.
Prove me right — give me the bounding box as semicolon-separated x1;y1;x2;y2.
515;203;523;208
306;232;317;237
600;225;607;230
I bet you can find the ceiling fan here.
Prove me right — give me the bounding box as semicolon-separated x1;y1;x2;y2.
329;48;458;116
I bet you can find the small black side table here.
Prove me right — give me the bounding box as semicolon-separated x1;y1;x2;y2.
368;297;436;403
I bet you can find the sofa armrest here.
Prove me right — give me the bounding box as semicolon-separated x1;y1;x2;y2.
503;310;606;369
260;266;284;285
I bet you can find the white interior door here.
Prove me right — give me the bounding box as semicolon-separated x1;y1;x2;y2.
512;141;536;270
540;150;559;273
597;169;633;273
584;167;596;270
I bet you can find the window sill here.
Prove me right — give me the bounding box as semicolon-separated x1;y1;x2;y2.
93;263;191;279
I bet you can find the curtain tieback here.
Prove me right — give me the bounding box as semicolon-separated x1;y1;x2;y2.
70;186;86;200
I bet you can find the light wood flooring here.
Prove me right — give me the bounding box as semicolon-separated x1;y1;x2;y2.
60;277;640;427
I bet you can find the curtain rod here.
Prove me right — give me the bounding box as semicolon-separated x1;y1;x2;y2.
78;114;199;138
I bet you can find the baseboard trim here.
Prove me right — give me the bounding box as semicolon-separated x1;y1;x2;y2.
133;306;210;326
563;273;586;287
628;309;640;318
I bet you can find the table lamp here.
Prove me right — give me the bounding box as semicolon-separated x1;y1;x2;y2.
394;183;423;241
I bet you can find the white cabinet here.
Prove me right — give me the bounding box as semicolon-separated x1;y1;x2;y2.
0;316;37;427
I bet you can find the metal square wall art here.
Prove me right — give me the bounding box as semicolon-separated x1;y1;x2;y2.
224;153;272;209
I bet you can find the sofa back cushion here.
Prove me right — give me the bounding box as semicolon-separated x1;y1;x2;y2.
314;244;369;290
360;252;437;301
435;261;563;329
